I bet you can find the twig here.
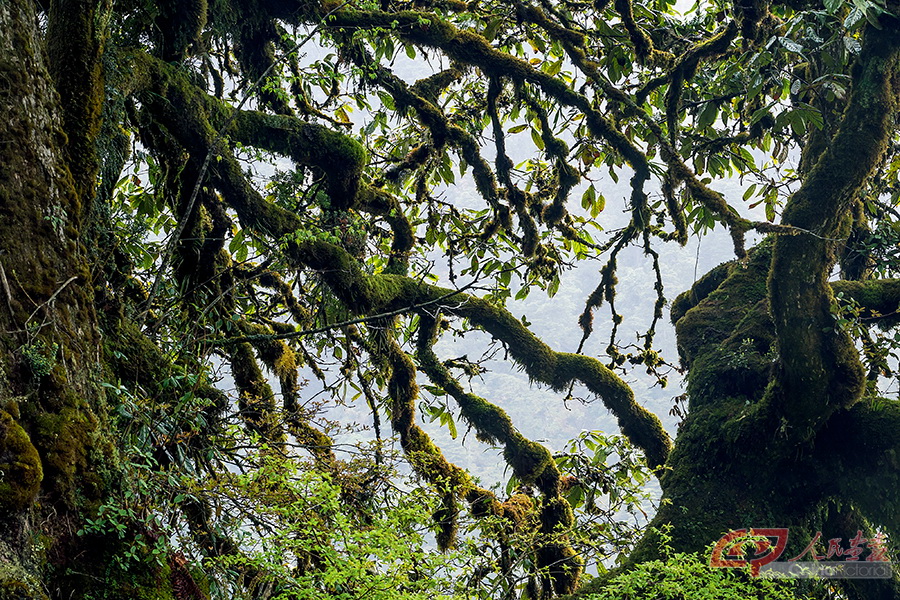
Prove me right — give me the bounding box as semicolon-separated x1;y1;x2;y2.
210;282;475;345
0;260;14;318
27;276;78;325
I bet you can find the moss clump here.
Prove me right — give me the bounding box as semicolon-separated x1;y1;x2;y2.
0;561;49;600
670;261;730;324
0;409;42;512
31;404;99;505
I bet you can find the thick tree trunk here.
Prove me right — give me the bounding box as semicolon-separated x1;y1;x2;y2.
0;1;119;597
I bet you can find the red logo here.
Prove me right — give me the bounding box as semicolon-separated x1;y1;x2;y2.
710;528;789;575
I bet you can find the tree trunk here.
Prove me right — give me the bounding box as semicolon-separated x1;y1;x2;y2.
0;1;140;597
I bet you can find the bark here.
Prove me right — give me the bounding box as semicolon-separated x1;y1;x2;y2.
0;0;103;596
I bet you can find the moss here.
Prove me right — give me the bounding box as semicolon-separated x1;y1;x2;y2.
46;0;108;218
154;0;208;61
536;542;582;596
0;409;42;512
0;561;49;600
31;404;98;505
235;321;297;379
670;261;730;324
503;440;554;485
675;243;772;371
500;493;533;527
231;110;367;208
416;314;558;487
767;21;900;435
228;342;281;442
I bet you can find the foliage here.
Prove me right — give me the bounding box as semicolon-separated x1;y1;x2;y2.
583;528;809;600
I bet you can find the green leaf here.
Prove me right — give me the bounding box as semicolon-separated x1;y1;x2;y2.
742;183;757;201
778;37;805;54
696;101;717;130
377;91;395;110
531;127;545;150
547;275;560;298
581;184;596;210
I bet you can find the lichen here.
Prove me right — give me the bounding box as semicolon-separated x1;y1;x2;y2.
0;560;49;600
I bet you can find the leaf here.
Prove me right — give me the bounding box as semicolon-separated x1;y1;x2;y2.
824;0;843;13
865;5;884;29
444;413;458;439
742;183;758;201
696;101;718;130
547;275;560;298
844;7;865;29
377;91;395;111
422;384;446;396
749;106;772;126
530;127;545;150
235;241;248;263
778;37;805;54
483;16;503;41
507;123;528;134
592;193;606;217
581;184;596;210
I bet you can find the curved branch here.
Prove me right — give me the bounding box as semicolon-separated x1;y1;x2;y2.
416;313;560;490
325;8;654;228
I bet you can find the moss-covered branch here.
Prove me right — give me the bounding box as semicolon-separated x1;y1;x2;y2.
130;46;672;473
46;0;111;219
416;313;559;490
613;0;673;66
831;279;900;325
416;312;582;591
324;8;655;228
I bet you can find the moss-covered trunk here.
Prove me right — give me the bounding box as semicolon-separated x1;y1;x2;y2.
0;1;164;598
581;18;900;600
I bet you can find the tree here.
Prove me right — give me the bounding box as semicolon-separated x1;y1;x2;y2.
1;0;899;597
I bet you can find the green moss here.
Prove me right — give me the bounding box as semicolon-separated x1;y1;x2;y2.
228;342;281;442
537;542;582;596
0;561;49;600
0;409;42;512
503;440;554;485
154;0;208;61
500;493;533;527
675;243;773;383
670;261;730;324
32;405;98;505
